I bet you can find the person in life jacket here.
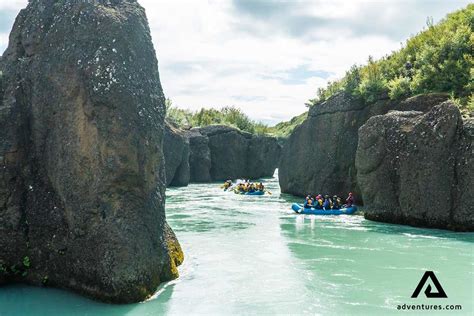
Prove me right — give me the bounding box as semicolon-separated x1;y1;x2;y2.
314;194;323;209
332;195;340;209
304;196;314;209
323;195;331;210
223;180;232;190
249;183;257;193
344;192;354;207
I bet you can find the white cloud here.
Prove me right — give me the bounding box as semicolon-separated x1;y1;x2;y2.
0;0;470;124
0;0;25;11
0;35;8;49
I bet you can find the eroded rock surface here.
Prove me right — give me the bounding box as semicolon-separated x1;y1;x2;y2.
0;0;182;303
356;102;473;231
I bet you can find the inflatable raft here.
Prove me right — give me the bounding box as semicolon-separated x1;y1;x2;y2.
235;190;265;196
292;203;357;215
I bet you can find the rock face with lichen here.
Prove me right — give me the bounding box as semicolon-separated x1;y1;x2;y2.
187;125;281;182
0;0;182;303
356;102;474;231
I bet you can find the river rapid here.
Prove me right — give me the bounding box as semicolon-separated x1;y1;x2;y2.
0;172;472;315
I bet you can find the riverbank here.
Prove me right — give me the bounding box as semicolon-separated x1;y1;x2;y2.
1;173;472;315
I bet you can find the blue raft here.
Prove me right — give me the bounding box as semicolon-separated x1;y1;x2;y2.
235;190;265;196
292;203;357;215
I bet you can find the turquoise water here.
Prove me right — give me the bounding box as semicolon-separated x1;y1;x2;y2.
1;172;473;315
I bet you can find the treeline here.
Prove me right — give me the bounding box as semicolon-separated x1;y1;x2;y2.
307;4;473;115
166;100;306;137
166;100;271;135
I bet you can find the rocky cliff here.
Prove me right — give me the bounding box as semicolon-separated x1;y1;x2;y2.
0;0;182;303
356;102;473;231
279;93;449;201
186;125;281;182
164;121;190;187
186;128;212;182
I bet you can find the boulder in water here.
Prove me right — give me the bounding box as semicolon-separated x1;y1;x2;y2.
356;102;473;231
0;0;182;303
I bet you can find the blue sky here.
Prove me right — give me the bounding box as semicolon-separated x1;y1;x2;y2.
0;0;470;124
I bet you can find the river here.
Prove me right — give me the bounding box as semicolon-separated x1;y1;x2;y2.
0;172;473;315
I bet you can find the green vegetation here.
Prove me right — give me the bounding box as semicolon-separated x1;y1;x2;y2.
307;4;474;115
266;112;307;137
166;98;306;137
10;264;19;275
22;256;30;268
0;256;32;278
166;99;275;135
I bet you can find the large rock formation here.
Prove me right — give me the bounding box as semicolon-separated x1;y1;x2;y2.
247;136;282;179
356;102;473;231
188;125;281;181
0;0;182;303
454;119;474;227
163;121;190;187
187;128;212;182
204;125;252;180
279;92;449;200
279;93;386;200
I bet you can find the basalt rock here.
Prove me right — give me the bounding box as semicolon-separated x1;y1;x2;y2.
454;119;474;228
164;121;190;187
356;102;473;231
188;125;281;181
203;125;252;180
279;93;387;201
278;92;449;200
0;0;182;303
187;128;212;182
247;136;282;179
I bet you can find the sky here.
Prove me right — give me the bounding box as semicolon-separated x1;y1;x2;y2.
0;0;470;124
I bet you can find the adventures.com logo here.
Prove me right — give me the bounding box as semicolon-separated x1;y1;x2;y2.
396;271;462;311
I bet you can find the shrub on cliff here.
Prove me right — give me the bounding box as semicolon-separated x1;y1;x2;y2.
221;106;256;133
388;76;411;100
166;101;263;134
268;112;307;137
